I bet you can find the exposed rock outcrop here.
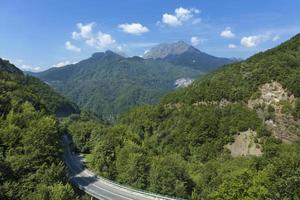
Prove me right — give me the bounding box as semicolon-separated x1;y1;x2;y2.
248;81;300;143
225;129;262;157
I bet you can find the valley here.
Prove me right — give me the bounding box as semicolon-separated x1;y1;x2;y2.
1;1;300;200
62;34;300;199
1;33;300;200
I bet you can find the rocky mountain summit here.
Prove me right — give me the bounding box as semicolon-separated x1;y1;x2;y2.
144;41;234;71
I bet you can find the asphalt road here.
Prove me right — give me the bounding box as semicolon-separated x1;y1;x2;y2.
62;135;178;200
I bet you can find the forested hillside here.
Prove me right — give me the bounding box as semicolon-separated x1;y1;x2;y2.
31;51;204;119
162;34;300;105
0;59;78;117
66;34;300;199
0;59;79;199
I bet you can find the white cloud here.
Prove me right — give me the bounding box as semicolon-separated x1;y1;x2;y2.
98;32;116;48
240;36;262;47
162;14;182;26
65;41;81;52
85;32;116;49
70;22;117;50
20;64;41;72
161;7;200;27
240;32;281;48
9;59;40;72
116;45;123;52
272;35;280;41
192;18;202;24
175;7;193;21
190;36;203;46
240;33;272;48
191;8;200;14
228;44;237;49
52;60;76;68
118;23;149;35
220;27;235;38
72;22;94;39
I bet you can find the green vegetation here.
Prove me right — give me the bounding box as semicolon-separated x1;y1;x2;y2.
193;143;300;200
82;153;93;166
61;111;107;153
2;33;300;199
0;59;78;199
66;34;300;199
162;34;300;104
0;59;78;117
68;103;300;199
31;51;205;119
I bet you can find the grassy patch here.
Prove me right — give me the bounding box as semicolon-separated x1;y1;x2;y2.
82;153;93;167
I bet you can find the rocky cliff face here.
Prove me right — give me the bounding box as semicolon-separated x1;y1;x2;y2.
143;41;192;59
143;41;234;72
248;81;300;143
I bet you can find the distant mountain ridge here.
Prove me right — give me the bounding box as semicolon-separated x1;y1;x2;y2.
30;50;203;118
30;43;233;119
144;41;234;71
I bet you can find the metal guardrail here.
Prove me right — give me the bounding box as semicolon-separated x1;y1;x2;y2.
82;166;184;200
64;159;109;199
63;135;185;200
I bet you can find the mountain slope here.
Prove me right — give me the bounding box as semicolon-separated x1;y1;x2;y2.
31;51;203;119
162;34;300;104
0;58;23;74
144;41;234;71
72;34;300;199
0;58;78;117
0;58;78;199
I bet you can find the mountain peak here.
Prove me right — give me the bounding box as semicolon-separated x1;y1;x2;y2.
143;41;193;59
0;58;23;75
175;40;190;47
143;41;233;72
105;50;119;55
91;52;105;58
91;50;124;60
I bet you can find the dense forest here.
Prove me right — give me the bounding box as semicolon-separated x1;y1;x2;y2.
0;59;79;117
1;33;300;199
161;34;300;105
65;34;300;199
30;50;205;120
0;59;82;199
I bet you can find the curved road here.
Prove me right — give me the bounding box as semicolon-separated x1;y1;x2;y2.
62;135;179;200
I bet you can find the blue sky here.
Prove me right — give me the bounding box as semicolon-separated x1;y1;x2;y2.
1;0;300;71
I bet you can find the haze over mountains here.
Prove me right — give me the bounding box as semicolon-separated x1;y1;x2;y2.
30;41;234;118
